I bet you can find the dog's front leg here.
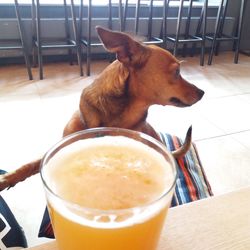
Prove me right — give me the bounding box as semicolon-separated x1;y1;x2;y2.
133;122;161;142
63;110;87;136
0;159;41;191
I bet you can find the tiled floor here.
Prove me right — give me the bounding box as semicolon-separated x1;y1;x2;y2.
0;51;250;247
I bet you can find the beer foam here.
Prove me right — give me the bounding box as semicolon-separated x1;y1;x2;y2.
43;135;175;228
48;194;172;229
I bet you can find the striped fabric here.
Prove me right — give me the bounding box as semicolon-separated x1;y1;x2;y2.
38;133;213;238
159;132;213;207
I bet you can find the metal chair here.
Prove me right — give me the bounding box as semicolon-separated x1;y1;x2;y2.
205;0;245;65
122;0;164;46
0;0;33;80
32;0;83;80
165;0;207;66
79;0;165;76
79;0;123;76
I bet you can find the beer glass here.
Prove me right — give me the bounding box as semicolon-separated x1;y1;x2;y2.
40;127;176;250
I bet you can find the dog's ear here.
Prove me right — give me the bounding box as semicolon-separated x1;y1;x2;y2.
96;26;150;67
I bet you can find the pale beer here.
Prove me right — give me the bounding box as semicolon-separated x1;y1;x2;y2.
41;128;176;250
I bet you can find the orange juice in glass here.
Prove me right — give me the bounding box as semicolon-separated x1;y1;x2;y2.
40;128;176;250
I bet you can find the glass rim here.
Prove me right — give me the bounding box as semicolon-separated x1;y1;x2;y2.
40;127;177;214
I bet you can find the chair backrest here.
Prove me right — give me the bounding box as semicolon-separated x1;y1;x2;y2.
123;0;153;35
165;0;199;37
0;0;29;53
79;0;123;40
32;0;74;39
122;0;164;42
198;0;237;40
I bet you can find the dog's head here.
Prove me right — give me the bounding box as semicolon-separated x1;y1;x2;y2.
96;26;204;108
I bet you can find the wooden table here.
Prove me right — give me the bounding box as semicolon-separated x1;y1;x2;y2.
28;187;250;250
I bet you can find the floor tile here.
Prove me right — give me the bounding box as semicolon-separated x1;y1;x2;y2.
231;130;250;150
0;99;45;169
195;135;250;195
197;94;250;134
147;101;225;141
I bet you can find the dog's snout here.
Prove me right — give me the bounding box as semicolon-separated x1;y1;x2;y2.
197;88;205;100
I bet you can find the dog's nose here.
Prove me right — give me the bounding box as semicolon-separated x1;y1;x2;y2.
197;88;205;99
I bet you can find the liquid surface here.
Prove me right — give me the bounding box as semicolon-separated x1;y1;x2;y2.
44;136;174;210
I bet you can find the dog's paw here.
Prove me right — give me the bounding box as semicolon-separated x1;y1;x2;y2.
0;174;14;191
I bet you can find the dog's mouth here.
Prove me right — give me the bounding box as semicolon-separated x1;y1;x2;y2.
169;97;190;107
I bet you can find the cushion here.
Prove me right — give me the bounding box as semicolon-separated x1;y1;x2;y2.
159;132;213;207
0;171;27;249
38;132;213;238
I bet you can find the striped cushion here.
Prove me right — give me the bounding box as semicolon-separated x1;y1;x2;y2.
159;132;213;207
38;133;213;238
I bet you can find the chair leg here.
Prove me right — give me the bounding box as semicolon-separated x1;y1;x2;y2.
63;0;74;66
208;0;224;65
108;0;115;63
87;46;91;76
86;0;92;76
32;40;37;68
191;1;204;58
22;46;33;80
234;0;245;64
200;0;208;66
14;0;33;80
31;0;37;68
79;0;85;74
207;36;216;65
215;0;228;56
38;46;43;80
162;0;169;50
200;43;205;66
122;0;128;32
70;0;83;76
199;41;205;66
118;0;123;31
36;0;43;79
182;0;193;58
173;0;184;56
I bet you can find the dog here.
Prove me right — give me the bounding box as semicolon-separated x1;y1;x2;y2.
0;26;204;191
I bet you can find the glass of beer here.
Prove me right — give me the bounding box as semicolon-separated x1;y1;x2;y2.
40;127;177;250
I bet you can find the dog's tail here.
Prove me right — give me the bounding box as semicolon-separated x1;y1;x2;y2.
171;126;192;159
0;159;41;191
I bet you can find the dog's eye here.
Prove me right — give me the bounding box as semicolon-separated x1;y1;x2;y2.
175;68;180;77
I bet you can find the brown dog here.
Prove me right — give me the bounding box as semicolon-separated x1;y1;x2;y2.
0;26;204;191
